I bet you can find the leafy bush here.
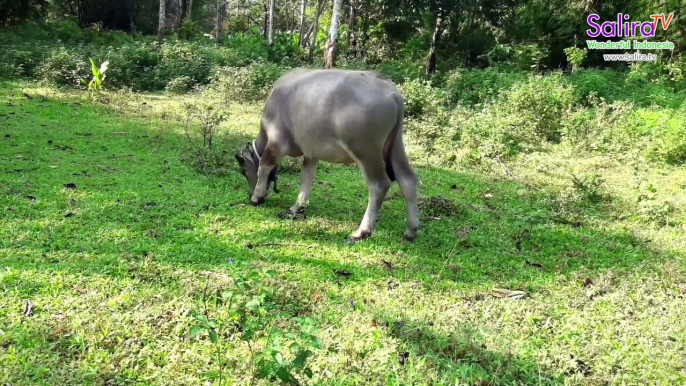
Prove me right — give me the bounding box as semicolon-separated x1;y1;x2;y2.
374;59;425;84
156;42;213;88
444;68;525;105
571;172;608;203
212;61;286;102
500;73;575;143
568;69;624;104
564;46;587;72
36;47;90;87
0;44;42;76
562;98;641;153
189;261;322;385
102;41;161;90
166;75;194;93
398;78;448;118
641;111;686;165
180;102;232;176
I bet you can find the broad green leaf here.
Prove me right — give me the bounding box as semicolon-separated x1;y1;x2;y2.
89;58;99;78
292;349;312;369
190;325;204;337
276;367;295;383
209;329;218;343
310;336;323;349
245;299;261;308
304;368;313;378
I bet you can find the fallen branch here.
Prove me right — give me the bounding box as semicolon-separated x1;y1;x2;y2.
494;155;515;177
246;242;317;249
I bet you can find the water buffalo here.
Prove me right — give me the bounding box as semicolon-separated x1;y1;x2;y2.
235;68;419;243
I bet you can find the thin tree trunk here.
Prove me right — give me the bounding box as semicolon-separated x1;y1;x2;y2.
158;0;166;41
298;0;308;47
268;0;275;45
463;3;475;64
216;0;227;43
426;12;446;76
323;0;341;68
263;4;268;39
187;0;193;19
308;0;325;63
347;2;356;57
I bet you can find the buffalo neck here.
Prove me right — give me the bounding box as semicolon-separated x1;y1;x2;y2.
253;130;268;160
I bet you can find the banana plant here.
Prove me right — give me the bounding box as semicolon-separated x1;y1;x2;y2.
81;58;109;98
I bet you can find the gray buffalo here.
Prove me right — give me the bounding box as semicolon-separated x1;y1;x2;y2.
235;68;419;243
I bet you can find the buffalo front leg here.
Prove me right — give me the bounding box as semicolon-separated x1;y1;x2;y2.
278;157;318;219
250;145;281;206
347;159;392;244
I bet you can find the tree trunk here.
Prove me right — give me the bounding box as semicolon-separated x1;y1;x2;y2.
263;4;268;39
426;12;446;76
359;13;368;59
347;2;356;57
158;0;166;41
323;0;342;68
216;0;227;43
298;0;308;47
308;0;325;63
187;0;192;19
463;3;475;64
268;0;275;45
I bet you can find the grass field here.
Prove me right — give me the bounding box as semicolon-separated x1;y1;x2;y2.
1;80;685;386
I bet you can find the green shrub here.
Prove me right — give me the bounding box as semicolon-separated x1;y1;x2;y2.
374;59;425;84
641;110;686;165
568;69;624;104
102;42;161;90
562;99;641;153
398;78;448;118
0;44;43;76
444;68;525;105
454;73;575;160
156;42;213;88
500;73;575;143
166;75;194;93
564;46;587;72
212;61;286;102
37;47;89;87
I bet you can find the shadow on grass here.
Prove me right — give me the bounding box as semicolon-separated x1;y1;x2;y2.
370;318;567;385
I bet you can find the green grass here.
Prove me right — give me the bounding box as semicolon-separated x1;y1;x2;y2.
1;81;685;386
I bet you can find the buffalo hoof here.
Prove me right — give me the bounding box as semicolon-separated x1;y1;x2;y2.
346;231;370;245
277;207;306;220
402;232;417;242
249;196;265;206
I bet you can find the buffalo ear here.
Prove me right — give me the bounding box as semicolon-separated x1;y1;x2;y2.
235;154;245;166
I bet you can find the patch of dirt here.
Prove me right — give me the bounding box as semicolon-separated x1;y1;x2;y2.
419;195;464;218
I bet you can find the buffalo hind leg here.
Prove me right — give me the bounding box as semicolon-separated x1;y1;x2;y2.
390;140;420;241
250;143;282;206
347;157;392;243
279;157;319;219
